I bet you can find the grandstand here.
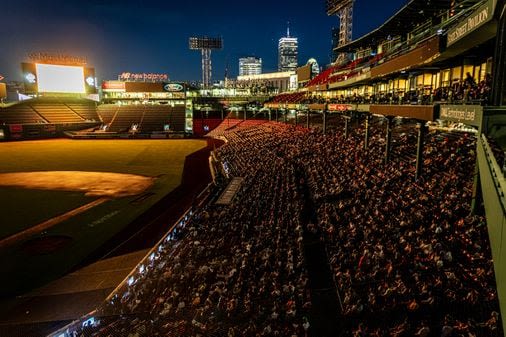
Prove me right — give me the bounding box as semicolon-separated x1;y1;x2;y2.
0;98;100;125
95;104;117;125
282;0;495;106
0;100;188;139
0;99;101;141
46;117;503;337
102;105;142;133
141;106;175;132
0;104;46;125
1;0;505;336
95;104;186;133
0;73;276;140
66;102;100;121
31;102;86;124
0;68;192;139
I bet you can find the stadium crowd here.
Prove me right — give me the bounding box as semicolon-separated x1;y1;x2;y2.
62;118;501;337
68;123;313;337
296;125;500;336
268;73;492;107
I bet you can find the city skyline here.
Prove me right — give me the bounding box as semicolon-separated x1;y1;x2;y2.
0;0;407;83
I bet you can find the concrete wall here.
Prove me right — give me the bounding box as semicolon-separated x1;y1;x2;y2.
478;134;506;333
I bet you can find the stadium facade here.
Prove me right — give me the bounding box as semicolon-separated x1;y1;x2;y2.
237;70;297;93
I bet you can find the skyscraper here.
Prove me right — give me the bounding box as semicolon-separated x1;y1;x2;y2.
239;57;262;76
278;24;298;72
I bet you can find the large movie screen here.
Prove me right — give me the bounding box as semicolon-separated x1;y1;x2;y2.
36;64;85;93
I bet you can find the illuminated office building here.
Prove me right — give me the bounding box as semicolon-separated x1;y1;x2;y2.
239;57;262;76
278;26;298;72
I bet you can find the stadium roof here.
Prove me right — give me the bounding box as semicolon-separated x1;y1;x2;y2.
335;0;483;52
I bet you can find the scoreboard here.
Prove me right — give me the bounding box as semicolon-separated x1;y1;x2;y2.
22;62;97;95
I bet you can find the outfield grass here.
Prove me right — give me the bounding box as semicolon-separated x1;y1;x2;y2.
0;139;207;295
0;139;205;176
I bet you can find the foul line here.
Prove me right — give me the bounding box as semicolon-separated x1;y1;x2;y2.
0;198;109;250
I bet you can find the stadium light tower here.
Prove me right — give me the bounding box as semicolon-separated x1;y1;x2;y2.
189;36;223;89
327;0;354;63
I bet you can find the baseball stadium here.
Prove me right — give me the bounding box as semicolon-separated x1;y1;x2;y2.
1;0;506;336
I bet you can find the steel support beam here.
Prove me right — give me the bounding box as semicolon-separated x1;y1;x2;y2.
415;122;427;180
364;115;371;150
344;115;351;139
323;111;327;135
385;117;393;164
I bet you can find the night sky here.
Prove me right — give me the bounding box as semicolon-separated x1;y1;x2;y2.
0;0;406;83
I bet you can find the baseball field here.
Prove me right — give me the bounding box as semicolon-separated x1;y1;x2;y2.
0;138;207;296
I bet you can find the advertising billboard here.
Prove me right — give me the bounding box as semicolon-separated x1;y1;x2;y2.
163;83;184;92
0;83;6;99
118;72;169;82
102;81;126;92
